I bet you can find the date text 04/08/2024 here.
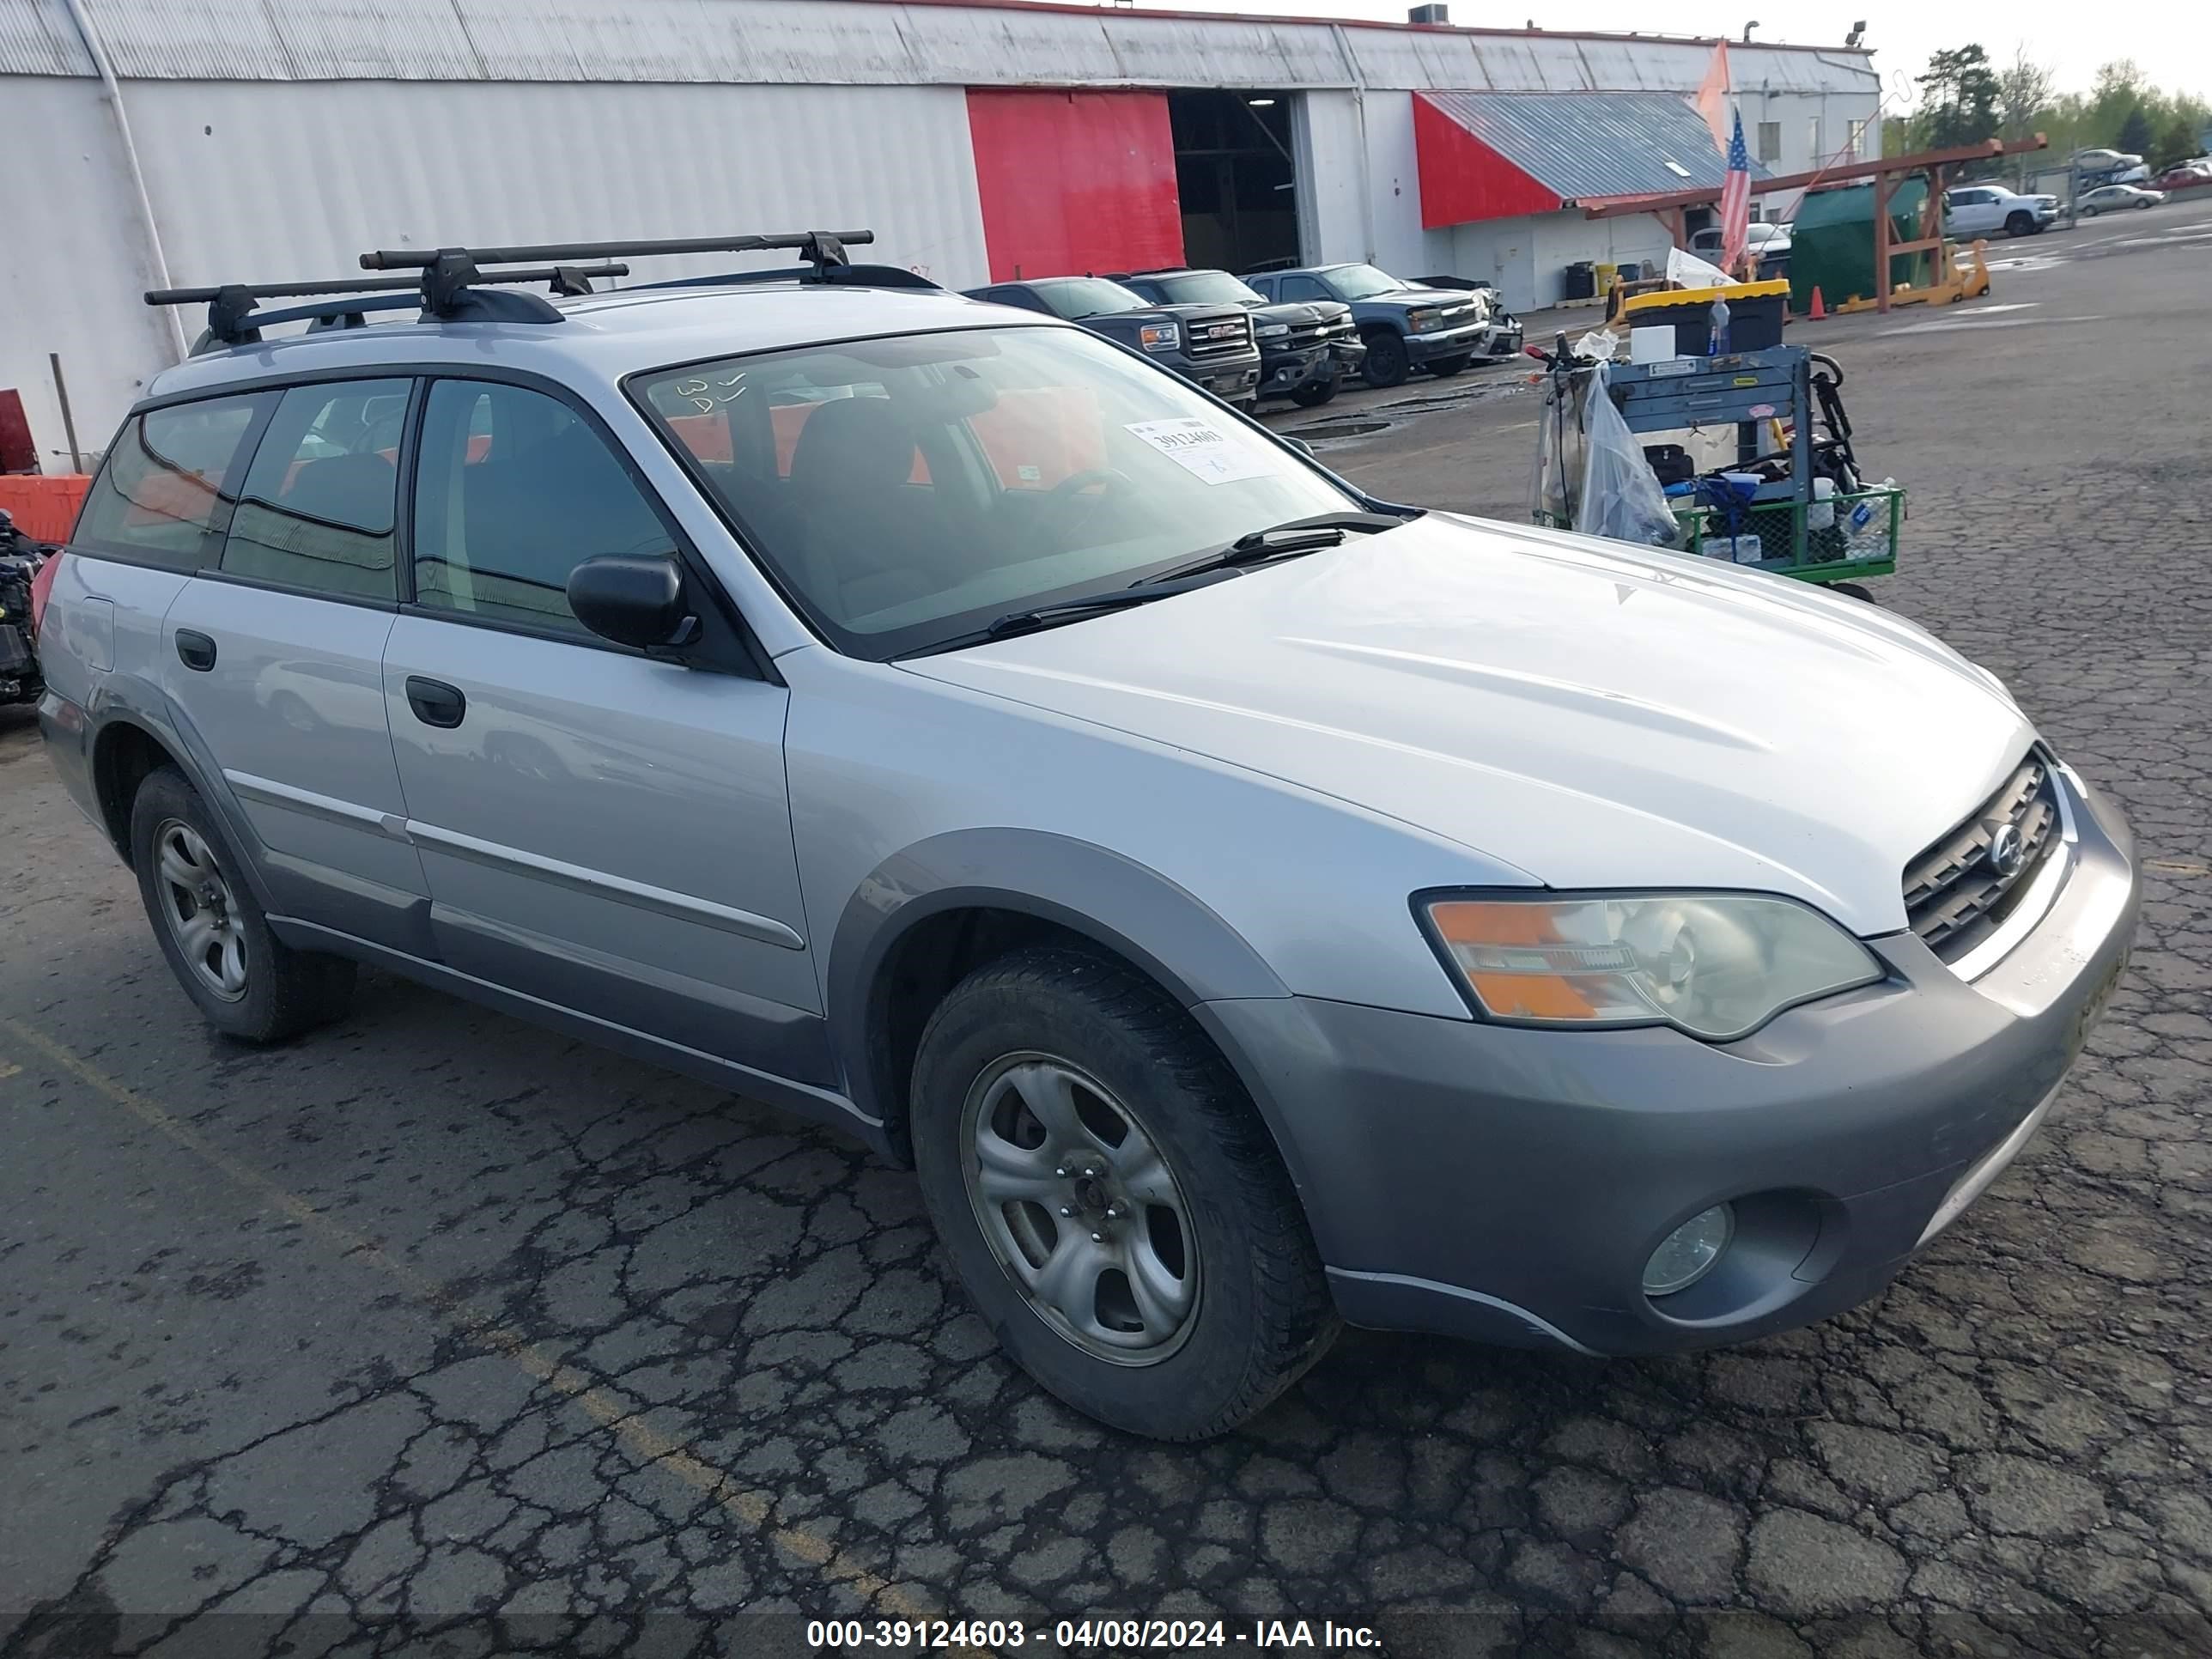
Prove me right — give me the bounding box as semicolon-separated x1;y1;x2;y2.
805;1620;1382;1650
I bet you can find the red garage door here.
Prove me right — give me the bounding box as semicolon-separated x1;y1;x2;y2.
967;89;1184;281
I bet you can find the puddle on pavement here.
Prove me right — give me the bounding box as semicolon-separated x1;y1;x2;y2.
1291;418;1389;441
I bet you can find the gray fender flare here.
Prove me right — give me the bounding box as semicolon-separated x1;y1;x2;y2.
82;673;277;912
825;827;1292;1132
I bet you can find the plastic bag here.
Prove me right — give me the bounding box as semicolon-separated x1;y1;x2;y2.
1666;246;1739;289
1577;363;1680;548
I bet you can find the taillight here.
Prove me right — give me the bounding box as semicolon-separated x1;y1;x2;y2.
29;549;60;636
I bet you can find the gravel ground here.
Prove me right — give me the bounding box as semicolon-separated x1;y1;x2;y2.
3;194;2209;1658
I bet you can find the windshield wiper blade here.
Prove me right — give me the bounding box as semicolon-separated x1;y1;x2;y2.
978;581;1204;641
1142;510;1414;586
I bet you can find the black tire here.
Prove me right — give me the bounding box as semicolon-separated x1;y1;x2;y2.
1290;378;1339;408
2004;211;2034;237
1360;328;1409;388
910;946;1339;1441
1423;354;1473;378
2138;198;2153;210
1827;581;1879;605
130;766;356;1043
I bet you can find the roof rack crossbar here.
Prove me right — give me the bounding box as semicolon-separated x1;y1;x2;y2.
359;230;872;275
147;264;630;351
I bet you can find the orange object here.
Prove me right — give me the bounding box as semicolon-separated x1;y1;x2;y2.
0;473;91;543
1808;286;1827;320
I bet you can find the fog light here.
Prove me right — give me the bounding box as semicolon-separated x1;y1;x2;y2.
1644;1204;1734;1297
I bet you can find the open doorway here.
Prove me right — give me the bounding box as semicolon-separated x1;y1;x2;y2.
1168;90;1302;274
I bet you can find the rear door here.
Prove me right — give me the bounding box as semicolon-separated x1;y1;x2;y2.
379;374;823;1082
157;377;430;951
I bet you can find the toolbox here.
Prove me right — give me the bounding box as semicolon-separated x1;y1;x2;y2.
1620;278;1790;354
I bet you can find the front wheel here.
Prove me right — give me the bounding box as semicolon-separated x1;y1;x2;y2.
1360;329;1409;388
131;767;356;1042
1424;355;1474;378
910;948;1339;1441
2139;198;2154;210
1290;378;1339;408
2005;211;2034;237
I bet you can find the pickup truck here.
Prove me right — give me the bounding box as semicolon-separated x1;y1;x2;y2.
963;276;1261;409
1116;267;1362;408
1241;264;1506;388
1942;186;2058;238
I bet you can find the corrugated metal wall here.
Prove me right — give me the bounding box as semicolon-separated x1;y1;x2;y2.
0;77;990;464
0;0;1878;94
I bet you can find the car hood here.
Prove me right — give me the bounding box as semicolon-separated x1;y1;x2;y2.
904;514;2034;936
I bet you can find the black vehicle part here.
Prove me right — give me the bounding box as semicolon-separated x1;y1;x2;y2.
147;264;629;352
1361;327;1409;387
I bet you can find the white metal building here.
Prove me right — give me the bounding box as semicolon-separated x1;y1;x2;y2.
0;0;1878;465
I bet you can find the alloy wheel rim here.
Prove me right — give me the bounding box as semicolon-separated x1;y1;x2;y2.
154;819;248;1003
959;1052;1200;1366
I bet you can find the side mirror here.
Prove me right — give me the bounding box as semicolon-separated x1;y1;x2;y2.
567;553;697;651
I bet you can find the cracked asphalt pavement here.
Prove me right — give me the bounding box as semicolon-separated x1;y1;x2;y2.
4;194;2209;1656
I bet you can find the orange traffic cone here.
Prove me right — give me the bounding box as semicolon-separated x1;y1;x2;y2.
1808;286;1827;320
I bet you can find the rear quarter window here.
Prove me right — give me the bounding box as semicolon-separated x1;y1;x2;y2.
72;394;266;568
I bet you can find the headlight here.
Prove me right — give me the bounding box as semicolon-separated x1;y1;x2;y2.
1407;307;1443;332
1258;324;1291;340
1418;892;1882;1041
1139;321;1181;351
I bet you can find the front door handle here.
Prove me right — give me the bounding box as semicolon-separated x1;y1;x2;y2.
404;676;466;728
175;629;217;672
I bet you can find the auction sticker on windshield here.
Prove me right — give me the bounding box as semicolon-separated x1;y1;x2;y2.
1124;418;1278;485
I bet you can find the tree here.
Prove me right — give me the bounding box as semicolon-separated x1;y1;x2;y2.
2154;115;2198;169
1998;52;2056;185
2117;106;2154;158
1916;45;2000;150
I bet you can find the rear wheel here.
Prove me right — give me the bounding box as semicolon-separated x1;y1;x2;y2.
1360;329;1409;388
910;947;1338;1441
1424;355;1473;378
131;767;356;1043
1290;378;1339;408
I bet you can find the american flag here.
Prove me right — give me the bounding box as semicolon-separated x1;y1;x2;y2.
1718;109;1753;275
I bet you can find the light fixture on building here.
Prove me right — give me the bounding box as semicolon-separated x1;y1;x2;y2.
1248;97;1277;106
1844;20;1866;46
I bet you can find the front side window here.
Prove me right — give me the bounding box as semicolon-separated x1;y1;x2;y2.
636;326;1357;660
410;380;672;638
1322;265;1407;300
73;394;265;568
1033;279;1151;320
221;379;410;600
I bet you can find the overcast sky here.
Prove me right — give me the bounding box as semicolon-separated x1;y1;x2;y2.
1132;1;2212;108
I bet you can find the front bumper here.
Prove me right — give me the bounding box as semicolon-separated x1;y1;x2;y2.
1257;344;1334;397
1404;322;1491;363
1161;353;1261;401
1199;763;2139;1357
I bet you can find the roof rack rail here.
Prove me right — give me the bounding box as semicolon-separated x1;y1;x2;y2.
146;263;629;354
635;262;940;294
361;229;872;282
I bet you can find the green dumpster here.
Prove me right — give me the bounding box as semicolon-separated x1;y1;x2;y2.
1788;179;1934;313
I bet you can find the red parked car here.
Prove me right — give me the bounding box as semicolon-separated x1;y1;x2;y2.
2154;165;2210;191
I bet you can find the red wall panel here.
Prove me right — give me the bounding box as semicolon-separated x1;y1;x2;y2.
1413;93;1565;229
967;89;1184;281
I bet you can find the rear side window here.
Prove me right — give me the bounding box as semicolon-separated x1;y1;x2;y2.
220;380;410;601
410;380;672;638
73;395;264;568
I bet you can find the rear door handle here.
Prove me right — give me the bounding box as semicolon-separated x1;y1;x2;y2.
175;629;217;672
404;676;466;728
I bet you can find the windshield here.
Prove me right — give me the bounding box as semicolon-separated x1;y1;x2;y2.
1326;264;1410;300
1033;279;1150;320
634;326;1359;659
1152;271;1265;306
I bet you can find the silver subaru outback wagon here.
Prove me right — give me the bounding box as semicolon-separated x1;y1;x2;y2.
39;234;2138;1441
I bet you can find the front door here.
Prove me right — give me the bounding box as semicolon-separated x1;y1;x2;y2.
380;375;823;1084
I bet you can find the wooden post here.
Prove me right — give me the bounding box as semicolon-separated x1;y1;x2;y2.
1873;167;1892;313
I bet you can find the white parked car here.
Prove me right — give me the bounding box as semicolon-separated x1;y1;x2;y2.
1689;221;1792;261
1942;185;2058;237
2078;184;2166;215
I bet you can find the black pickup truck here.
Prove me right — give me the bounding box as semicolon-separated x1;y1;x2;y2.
1115;268;1362;407
963;276;1262;410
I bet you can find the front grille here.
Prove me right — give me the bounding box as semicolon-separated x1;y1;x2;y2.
1285;319;1332;348
1186;315;1255;361
1902;753;2063;960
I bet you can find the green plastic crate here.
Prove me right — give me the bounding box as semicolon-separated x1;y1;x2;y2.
1673;484;1903;584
